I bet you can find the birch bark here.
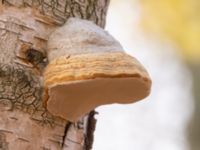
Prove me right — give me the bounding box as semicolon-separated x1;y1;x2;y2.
0;0;109;150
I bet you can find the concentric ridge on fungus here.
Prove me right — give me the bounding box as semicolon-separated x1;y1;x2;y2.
43;18;152;121
44;52;151;87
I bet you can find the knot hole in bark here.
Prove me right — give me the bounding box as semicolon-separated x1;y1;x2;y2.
17;44;48;73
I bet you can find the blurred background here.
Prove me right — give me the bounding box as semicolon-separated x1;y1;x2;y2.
93;0;199;150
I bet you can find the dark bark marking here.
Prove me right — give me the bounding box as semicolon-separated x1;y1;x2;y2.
17;137;30;143
61;122;72;148
0;63;57;127
3;0;109;27
48;138;62;145
9;116;18;120
85;110;97;150
0;130;13;134
0;132;9;150
40;146;51;150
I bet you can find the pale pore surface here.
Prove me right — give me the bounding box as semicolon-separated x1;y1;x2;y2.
47;77;149;122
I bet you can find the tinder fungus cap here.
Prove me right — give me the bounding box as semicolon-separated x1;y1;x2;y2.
44;18;152;122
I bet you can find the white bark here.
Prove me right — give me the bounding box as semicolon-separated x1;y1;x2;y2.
0;1;109;149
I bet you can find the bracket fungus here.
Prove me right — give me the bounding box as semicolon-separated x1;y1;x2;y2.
44;18;152;122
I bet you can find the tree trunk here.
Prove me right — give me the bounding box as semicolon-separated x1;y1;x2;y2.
0;0;109;150
187;63;200;150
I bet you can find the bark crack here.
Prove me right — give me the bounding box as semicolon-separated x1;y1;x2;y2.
3;0;110;27
85;111;97;150
61;121;72;148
